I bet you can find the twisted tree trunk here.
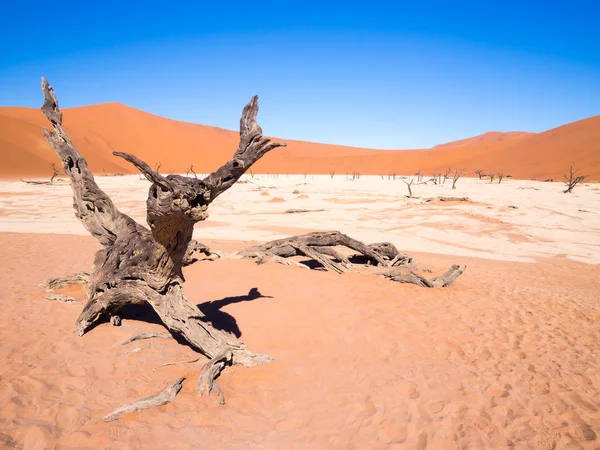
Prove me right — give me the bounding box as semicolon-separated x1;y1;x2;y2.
40;77;284;403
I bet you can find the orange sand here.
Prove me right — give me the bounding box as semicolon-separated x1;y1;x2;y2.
1;232;599;449
1;104;599;181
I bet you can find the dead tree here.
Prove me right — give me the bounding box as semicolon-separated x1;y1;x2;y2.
153;161;161;173
233;231;466;286
563;163;586;193
39;77;286;404
403;178;414;198
415;171;423;182
451;168;465;190
186;165;197;178
475;169;485;180
22;162;62;185
388;172;396;180
430;173;438;185
497;173;504;184
329;169;335;179
443;167;452;184
489;173;495;183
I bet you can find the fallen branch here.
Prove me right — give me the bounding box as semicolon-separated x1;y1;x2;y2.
379;264;466;287
104;377;185;422
41;271;91;291
120;332;173;346
45;294;77;303
233;231;465;288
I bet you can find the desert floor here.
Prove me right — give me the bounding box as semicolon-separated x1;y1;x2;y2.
0;175;599;449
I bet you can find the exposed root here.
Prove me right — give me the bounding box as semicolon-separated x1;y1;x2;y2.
159;357;202;368
120;332;173;346
121;345;149;357
197;350;233;406
424;196;471;203
183;240;220;266
41;271;91;291
45;294;77;303
104;377;185;422
233;231;465;288
380;264;467;287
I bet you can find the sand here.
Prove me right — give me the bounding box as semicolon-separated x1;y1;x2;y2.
0;176;599;449
1;104;599;181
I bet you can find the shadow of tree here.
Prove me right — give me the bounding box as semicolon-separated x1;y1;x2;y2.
197;288;273;337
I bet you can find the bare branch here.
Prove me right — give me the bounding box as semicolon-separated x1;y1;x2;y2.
451;168;465;189
202;96;286;202
563;162;586;193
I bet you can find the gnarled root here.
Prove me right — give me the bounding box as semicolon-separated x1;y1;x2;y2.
380;264;467;288
104;377;185;422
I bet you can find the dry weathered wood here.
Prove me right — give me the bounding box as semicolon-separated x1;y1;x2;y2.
197;350;233;406
403;178;414;198
284;208;325;214
235;231;390;268
424;196;471;203
45;294;77;303
41;271;91;291
104;377;185;422
120;332;173;346
379;264;466;288
451;168;465;190
563;163;586;193
234;231;464;288
40;77;283;404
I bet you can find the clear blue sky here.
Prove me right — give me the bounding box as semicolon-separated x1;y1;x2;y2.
1;0;599;149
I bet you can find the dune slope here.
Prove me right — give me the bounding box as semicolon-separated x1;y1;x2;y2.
0;104;598;180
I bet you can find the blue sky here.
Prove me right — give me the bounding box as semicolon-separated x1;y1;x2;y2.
1;1;599;149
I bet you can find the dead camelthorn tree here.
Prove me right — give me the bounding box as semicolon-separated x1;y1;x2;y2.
22;162;63;185
186;165;197;178
403;178;414;198
563;163;586;193
153;161;161;173
388;172;397;180
497;173;504;184
489;173;495;183
430;173;438;185
39;77;286;405
415;171;422;182
443;167;452;184
329;168;335;179
475;169;485;180
451;168;465;190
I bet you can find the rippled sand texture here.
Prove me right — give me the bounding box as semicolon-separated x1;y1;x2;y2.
0;231;599;449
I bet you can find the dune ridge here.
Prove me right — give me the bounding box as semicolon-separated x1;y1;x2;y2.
1;103;598;181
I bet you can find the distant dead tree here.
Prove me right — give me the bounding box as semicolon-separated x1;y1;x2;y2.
186;165;197;178
328;169;335;179
403;178;414;198
489;173;495;183
153;161;161;173
430;173;439;185
497;173;504;183
352;171;360;180
303;172;308;180
563;163;586;193
248;169;255;179
475;169;485;180
388;172;397;180
451;168;466;189
22;162;62;185
415;171;423;182
443;167;452;184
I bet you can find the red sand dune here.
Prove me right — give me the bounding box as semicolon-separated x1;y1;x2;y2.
1;103;599;181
